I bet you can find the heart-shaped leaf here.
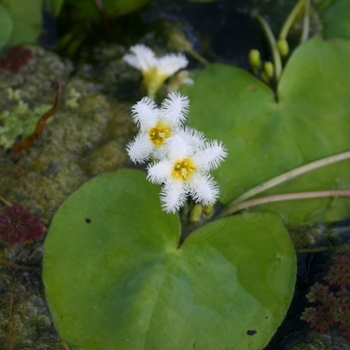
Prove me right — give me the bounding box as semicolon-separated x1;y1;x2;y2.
43;169;296;350
2;0;42;46
181;36;350;226
65;0;151;20
319;0;350;40
0;4;12;49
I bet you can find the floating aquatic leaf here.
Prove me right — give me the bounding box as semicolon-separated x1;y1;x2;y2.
319;0;350;40
43;169;296;350
1;0;42;46
0;4;12;49
65;0;151;20
181;36;350;226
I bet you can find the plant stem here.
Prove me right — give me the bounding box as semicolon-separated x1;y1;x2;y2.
301;0;311;42
227;150;350;207
0;195;12;207
223;190;350;216
279;0;308;40
186;47;210;67
255;13;282;81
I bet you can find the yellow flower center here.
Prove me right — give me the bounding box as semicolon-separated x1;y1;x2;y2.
171;158;196;181
149;122;171;147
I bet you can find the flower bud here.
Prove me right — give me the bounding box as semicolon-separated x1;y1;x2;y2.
264;62;274;79
248;49;261;72
203;204;214;217
277;39;289;57
189;203;203;223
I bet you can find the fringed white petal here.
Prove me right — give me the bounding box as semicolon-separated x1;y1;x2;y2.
164;128;205;159
160;92;189;126
180;127;206;150
160;181;187;213
193;140;227;170
147;160;172;184
131;97;159;130
130;44;157;71
188;174;219;205
165;133;193;159
123;54;141;70
182;77;194;85
176;70;194;85
126;133;153;163
152;146;168;161
157;54;188;77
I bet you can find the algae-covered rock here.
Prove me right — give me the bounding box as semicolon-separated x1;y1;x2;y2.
0;46;134;223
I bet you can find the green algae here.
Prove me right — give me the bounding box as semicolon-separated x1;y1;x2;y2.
0;47;134;223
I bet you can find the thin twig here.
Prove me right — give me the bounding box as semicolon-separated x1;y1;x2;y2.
0;195;12;207
92;0;113;42
223;190;350;216
60;341;70;350
0;258;38;270
11;79;61;152
186;47;210;67
227;151;350;207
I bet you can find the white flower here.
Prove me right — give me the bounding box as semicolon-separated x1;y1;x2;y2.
147;131;227;213
167;70;194;93
123;44;189;97
126;92;190;163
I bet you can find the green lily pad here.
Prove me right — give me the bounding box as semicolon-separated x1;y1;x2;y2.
1;0;42;45
319;0;350;40
46;0;64;16
65;0;151;20
0;4;12;49
181;36;350;226
43;169;296;350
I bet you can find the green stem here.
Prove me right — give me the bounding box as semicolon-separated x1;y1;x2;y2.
0;195;12;207
223;190;350;216
186;47;210;67
255;13;282;82
227;150;350;207
300;0;311;42
279;0;308;40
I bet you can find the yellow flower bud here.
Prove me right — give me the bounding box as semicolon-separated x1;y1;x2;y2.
189;203;203;223
248;49;262;72
203;204;214;217
264;62;274;79
277;39;289;57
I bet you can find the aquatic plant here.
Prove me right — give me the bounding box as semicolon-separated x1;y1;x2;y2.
123;44;189;98
0;45;33;73
0;1;44;52
0;80;61;151
41;1;350;349
65;88;82;109
127;92;226;212
126;92;190;162
147;132;226;213
301;253;350;342
0;204;44;244
0;88;48;149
